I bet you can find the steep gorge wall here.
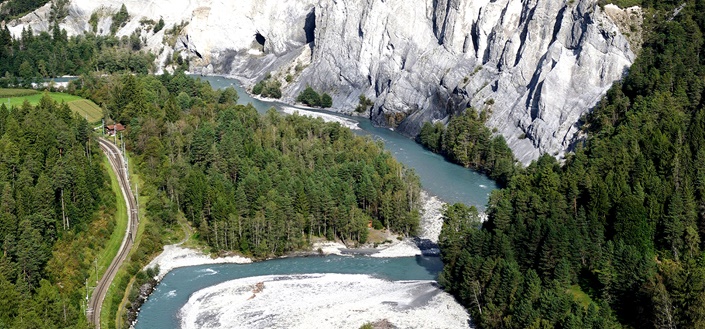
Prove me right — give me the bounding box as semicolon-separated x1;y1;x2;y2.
8;0;640;164
301;0;638;163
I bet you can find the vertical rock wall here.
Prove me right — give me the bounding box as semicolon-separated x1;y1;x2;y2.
298;0;637;164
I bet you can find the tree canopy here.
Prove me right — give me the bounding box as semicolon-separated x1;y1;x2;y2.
418;109;516;186
439;2;705;328
77;72;422;259
0;0;49;22
0;94;109;328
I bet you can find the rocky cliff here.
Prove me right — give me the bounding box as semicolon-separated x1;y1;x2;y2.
8;0;641;164
303;0;640;163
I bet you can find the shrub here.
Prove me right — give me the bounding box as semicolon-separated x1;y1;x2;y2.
89;12;99;32
153;17;165;33
355;95;374;113
252;77;281;99
252;81;264;95
320;93;332;108
263;81;282;99
297;87;321;107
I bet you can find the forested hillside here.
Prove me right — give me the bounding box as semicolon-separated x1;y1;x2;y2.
439;1;705;328
0;23;154;87
77;72;422;259
0;95;110;328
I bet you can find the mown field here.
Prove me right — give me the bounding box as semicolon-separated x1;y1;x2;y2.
69;99;104;123
0;88;103;123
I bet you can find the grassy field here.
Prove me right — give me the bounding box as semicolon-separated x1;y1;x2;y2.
0;89;103;123
0;90;82;107
0;88;39;97
69;99;104;123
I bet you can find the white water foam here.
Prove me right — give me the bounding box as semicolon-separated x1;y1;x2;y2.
179;273;470;329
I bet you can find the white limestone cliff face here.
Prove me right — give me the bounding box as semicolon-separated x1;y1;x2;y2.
8;0;640;164
301;0;639;163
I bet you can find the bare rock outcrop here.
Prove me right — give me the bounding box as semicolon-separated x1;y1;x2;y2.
298;0;639;163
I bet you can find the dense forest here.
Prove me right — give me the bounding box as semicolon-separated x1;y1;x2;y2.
439;1;705;328
0;95;111;328
0;0;49;22
0;23;154;87
417;109;516;186
0;18;168;329
75;72;422;259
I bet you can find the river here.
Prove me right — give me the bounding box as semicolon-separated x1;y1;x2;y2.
134;76;497;328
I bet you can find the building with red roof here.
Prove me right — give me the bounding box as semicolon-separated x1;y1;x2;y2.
106;123;125;136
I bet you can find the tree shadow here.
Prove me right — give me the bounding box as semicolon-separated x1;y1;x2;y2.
413;237;444;278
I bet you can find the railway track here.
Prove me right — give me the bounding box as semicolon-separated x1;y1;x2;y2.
88;137;139;329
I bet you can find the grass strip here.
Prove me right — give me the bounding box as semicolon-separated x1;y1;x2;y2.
0;88;39;97
0;90;83;108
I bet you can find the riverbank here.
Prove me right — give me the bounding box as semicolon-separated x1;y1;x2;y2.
280;106;361;130
133;191;451;328
146;245;253;280
144;191;447;280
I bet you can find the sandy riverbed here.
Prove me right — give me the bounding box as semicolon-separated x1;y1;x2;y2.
179;273;470;329
146;245;252;280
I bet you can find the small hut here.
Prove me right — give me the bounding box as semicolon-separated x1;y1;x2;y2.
106;123;125;136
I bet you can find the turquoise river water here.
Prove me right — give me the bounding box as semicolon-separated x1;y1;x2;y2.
134;76;497;328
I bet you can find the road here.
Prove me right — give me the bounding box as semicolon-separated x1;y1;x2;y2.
88;137;139;329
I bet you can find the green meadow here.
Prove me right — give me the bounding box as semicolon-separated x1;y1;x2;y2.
0;89;103;123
